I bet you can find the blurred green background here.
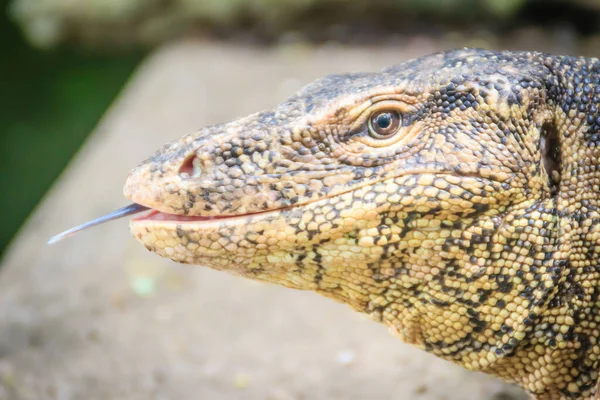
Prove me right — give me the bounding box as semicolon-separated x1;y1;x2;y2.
0;0;142;257
2;0;600;257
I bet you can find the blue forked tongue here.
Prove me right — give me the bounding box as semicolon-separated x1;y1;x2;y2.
47;203;150;244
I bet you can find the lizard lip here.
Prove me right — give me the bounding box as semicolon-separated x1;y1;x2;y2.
134;208;276;223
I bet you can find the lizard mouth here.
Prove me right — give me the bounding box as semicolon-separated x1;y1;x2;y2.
47;204;278;244
49;170;503;244
135;209;275;223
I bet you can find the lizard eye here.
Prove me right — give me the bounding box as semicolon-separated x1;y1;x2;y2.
368;110;402;138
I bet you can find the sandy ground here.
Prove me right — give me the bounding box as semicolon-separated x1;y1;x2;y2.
0;41;529;400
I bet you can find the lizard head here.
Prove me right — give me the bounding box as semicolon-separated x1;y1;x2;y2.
125;48;562;374
41;47;600;398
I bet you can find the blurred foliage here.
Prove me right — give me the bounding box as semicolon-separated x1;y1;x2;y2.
9;0;600;48
0;0;142;256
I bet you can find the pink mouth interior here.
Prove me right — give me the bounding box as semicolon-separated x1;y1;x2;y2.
135;210;261;222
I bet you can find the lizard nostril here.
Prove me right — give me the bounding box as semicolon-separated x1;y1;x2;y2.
179;155;202;178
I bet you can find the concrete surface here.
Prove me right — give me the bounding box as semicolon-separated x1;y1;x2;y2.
0;41;529;400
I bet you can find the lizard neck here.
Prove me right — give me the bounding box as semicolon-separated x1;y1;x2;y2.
490;55;600;399
376;57;600;399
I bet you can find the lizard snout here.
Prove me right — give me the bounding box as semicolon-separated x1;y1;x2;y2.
123;117;301;217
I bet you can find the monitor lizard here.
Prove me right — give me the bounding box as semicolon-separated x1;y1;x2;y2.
60;48;600;399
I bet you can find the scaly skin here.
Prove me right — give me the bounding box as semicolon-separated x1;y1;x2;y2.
123;49;600;399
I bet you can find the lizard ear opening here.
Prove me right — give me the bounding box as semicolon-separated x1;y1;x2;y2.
540;121;561;194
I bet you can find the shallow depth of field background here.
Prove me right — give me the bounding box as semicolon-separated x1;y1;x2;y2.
2;1;600;399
